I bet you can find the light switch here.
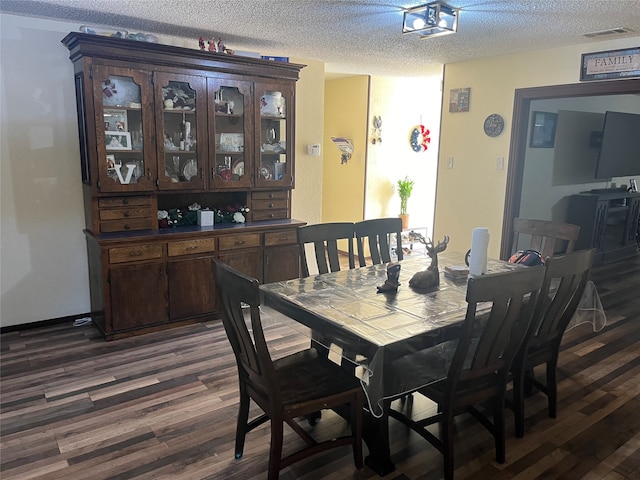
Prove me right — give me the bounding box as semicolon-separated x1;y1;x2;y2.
447;157;454;169
496;157;505;170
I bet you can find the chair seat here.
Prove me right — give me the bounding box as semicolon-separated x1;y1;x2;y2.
275;348;363;410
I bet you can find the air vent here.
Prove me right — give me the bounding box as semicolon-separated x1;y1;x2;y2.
583;27;634;38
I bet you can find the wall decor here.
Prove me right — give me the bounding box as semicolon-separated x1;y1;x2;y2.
331;137;353;163
529;111;557;148
580;47;640;82
449;87;470;112
483;114;504;137
371;116;382;144
410;124;431;152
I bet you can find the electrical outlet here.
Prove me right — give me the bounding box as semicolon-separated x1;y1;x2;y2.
447;157;454;169
496;157;504;170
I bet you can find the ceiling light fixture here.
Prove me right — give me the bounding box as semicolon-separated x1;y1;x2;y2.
402;2;458;38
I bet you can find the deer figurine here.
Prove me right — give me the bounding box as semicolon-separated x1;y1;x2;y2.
408;235;450;290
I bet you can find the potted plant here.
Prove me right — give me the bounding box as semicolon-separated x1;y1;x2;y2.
397;176;414;229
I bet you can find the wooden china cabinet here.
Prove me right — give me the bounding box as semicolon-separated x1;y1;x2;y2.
63;32;305;340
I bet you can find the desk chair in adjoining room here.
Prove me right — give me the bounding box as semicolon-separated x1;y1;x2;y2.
511;248;595;438
214;260;364;480
297;222;355;277
512;217;581;258
387;266;545;480
355;217;403;267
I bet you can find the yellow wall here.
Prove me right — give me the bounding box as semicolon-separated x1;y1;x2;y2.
322;76;369;222
290;58;325;226
436;36;640;257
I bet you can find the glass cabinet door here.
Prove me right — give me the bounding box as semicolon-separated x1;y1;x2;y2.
93;66;155;192
154;73;207;190
255;82;294;188
208;78;252;189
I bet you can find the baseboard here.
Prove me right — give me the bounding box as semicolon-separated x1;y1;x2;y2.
0;313;91;334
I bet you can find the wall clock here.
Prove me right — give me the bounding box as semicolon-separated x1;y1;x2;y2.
483;114;504;137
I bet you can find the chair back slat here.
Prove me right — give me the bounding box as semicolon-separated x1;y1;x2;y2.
215;260;279;403
298;222;355;277
355;218;403;267
512;218;581;258
528;248;595;348
450;266;545;391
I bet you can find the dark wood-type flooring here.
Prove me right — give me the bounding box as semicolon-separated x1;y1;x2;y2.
2;256;639;479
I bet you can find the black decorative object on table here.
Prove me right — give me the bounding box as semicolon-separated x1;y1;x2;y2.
377;262;401;293
408;235;450;290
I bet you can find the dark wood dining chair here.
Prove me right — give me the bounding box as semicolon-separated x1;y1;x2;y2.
511;248;595;438
297;222;355;277
214;260;364;480
512;217;581;259
387;265;545;480
355;217;403;267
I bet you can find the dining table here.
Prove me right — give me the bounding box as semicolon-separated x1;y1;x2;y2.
259;251;605;476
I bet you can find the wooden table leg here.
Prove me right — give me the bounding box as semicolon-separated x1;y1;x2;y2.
363;404;395;476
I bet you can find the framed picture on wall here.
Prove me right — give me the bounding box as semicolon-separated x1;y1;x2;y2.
449;87;470;112
529;111;557;148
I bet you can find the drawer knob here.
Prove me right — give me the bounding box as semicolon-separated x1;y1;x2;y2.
130;251;142;257
235;240;245;245
269;203;274;208
186;246;198;250
124;212;130;217
123;199;129;205
124;224;130;230
269;193;274;198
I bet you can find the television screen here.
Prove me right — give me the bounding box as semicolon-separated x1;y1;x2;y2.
595;111;640;179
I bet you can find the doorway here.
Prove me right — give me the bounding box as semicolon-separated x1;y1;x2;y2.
499;78;640;259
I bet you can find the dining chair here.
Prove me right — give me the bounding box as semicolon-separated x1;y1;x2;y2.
355;217;403;267
510;248;595;438
297;222;355;277
512;217;581;259
214;260;364;480
386;265;545;480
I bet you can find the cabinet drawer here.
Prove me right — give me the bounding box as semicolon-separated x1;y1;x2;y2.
251;191;289;201
264;229;298;246
167;238;216;257
99;196;152;208
100;218;155;233
252;210;289;221
218;233;262;250
99;206;153;221
252;198;289;210
109;244;163;264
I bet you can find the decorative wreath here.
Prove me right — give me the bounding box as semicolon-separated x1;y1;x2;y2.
410;125;431;153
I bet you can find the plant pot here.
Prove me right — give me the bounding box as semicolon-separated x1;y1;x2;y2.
399;214;409;230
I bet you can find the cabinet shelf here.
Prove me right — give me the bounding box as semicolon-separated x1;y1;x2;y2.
106;149;143;154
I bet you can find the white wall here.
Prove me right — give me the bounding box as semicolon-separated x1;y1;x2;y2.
1;14;90;327
366;75;443;236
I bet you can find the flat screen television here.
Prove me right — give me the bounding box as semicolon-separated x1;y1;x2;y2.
594;111;640;179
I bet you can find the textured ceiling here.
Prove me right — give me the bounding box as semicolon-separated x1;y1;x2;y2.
2;0;640;77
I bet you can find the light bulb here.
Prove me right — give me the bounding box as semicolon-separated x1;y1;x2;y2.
413;18;426;30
